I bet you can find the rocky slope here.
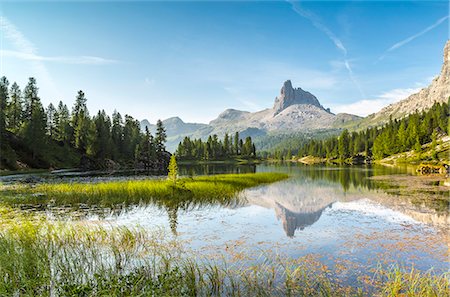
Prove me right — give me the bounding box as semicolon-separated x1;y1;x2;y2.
355;40;450;128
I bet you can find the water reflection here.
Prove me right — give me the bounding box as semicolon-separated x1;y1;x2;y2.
178;163;256;176
240;164;449;235
1;163;448;235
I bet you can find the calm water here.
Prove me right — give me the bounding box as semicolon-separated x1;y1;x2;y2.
1;163;449;284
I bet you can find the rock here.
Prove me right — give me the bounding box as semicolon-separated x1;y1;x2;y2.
368;40;450;124
273;80;326;115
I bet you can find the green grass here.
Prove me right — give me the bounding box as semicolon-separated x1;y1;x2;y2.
1;172;288;208
0;215;448;297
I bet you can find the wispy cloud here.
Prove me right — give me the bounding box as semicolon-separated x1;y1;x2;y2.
0;15;58;97
330;87;420;116
379;15;449;61
287;1;366;98
0;15;119;101
0;49;119;65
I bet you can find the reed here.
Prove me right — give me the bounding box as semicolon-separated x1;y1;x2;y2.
0;215;447;297
4;172;288;208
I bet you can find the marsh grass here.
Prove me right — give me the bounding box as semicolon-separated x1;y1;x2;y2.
0;214;448;297
3;173;288;208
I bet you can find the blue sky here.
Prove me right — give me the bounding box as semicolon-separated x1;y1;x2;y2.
0;1;448;123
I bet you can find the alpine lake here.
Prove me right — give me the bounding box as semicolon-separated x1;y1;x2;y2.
0;163;448;295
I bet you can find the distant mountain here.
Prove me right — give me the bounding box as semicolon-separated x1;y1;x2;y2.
140;117;211;152
140;81;361;151
351;40;450;129
207;80;360;135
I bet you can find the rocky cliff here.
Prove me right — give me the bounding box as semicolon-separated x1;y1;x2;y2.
208;80;359;134
362;40;450;126
273;80;326;115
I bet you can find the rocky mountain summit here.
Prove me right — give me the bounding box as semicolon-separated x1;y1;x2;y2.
273;80;327;115
361;40;450;127
141;80;360;151
207;80;359;134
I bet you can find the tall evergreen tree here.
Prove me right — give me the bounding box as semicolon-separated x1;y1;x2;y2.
0;77;9;142
23;77;39;122
338;129;350;160
111;110;123;160
46;103;57;139
155;119;167;156
6;82;23;132
71;91;90;153
234;132;239;155
22;80;47;160
55;101;71;143
92;110;112;160
122;115;141;162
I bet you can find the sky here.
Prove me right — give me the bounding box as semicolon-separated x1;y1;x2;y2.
0;1;449;123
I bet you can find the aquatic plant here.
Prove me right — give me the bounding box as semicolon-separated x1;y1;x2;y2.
0;216;448;297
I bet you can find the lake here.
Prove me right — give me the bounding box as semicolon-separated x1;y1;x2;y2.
1;163;448;288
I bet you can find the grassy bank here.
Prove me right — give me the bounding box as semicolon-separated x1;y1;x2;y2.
2;172;288;207
0;216;448;297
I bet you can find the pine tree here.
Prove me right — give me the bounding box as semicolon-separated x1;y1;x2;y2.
111;110;123;160
414;136;422;153
46;103;57;139
122;115;141;162
0;77;11;167
397;121;407;151
234;132;239;155
338;129;350;160
72;91;90;153
286;149;292;161
55;101;71;143
223;133;230;157
6;82;23;132
167;154;178;185
92;110;112;160
23;77;39;122
138;126;152;169
0;77;8;142
22;83;47;160
155;119;167;158
431;130;438;160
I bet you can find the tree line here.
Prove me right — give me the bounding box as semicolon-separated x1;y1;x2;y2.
176;132;256;161
0;77;169;170
292;100;449;161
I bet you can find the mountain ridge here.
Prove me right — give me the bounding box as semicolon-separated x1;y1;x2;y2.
141;80;360;151
349;40;450;129
141;40;449;151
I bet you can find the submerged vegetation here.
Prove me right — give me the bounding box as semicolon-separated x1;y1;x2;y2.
0;215;448;297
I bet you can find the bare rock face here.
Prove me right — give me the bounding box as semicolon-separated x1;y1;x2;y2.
370;40;450;123
273;80;325;115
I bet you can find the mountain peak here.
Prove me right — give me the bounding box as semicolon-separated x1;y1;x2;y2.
163;117;184;125
273;80;325;115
